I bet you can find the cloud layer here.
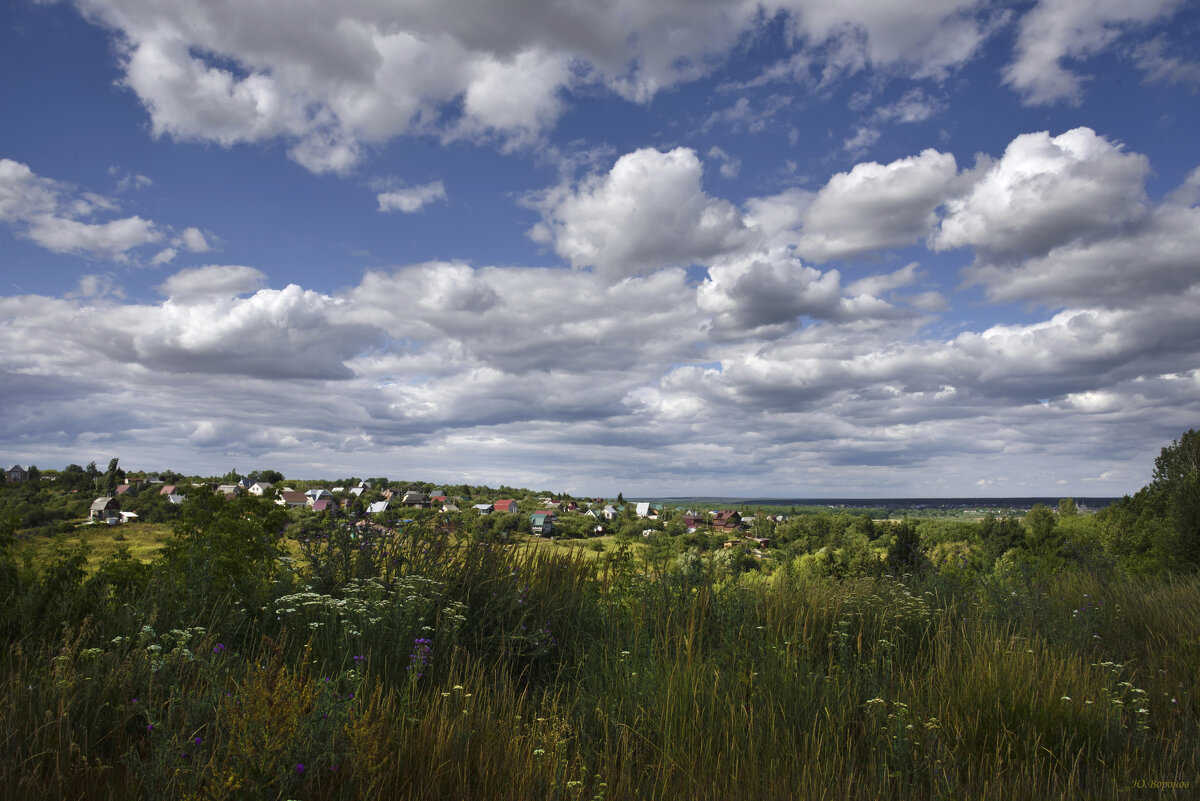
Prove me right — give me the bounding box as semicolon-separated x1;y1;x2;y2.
3;126;1198;493
60;0;1185;174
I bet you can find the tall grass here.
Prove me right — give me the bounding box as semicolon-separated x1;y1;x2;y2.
1;527;1197;799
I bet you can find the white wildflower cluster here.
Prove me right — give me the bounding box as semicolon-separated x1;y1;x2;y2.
272;576;466;647
129;625;207;673
1088;661;1151;733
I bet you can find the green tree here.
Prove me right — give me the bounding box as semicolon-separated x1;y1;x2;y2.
1152;429;1200;566
104;457;125;493
886;519;925;574
1058;497;1078;517
1024;504;1060;555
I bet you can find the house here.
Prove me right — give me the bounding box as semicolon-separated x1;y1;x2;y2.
216;484;241;496
441;502;460;513
683;514;705;529
582;508;597;519
248;481;274;496
167;494;186;505
713;511;743;531
400;489;429;507
348;487;366;497
472;503;494;514
530;511;556;536
305;488;333;502
492;499;518;514
277;490;308;509
635;502;651;518
6;465;29;483
601;505;618;521
89;496;120;523
367;500;389;515
311;499;333;512
159;484;178;496
114;484;132;495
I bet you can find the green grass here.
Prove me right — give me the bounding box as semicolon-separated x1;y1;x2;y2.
16;522;172;569
2;517;1197;800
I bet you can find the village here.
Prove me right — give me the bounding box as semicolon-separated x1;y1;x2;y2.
5;464;779;555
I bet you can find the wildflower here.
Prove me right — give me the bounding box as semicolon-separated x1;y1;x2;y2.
212;643;226;654
146;724;154;732
533;749;546;756
194;736;202;745
296;763;305;774
1060;696;1071;701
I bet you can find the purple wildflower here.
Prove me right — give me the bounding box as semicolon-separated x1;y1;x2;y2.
296;763;305;774
212;643;226;654
408;637;433;678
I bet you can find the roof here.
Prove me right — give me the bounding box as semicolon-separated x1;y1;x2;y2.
311;499;332;511
159;484;177;495
367;500;389;514
279;490;308;504
90;496;116;512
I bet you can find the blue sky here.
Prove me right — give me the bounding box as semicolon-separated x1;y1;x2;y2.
2;0;1199;496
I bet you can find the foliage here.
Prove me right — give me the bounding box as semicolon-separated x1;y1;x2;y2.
3;433;1200;798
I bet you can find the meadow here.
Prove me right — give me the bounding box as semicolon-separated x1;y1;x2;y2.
2;432;1199;799
1;511;1197;799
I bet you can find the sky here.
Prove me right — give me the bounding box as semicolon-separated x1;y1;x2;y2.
1;0;1199;497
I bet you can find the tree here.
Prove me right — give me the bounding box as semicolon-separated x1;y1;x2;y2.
886;519;925;574
104;457;125;493
1058;497;1078;517
1151;429;1200;566
1024;504;1060;555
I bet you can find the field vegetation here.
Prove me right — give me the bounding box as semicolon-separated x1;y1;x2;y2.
1;432;1198;799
